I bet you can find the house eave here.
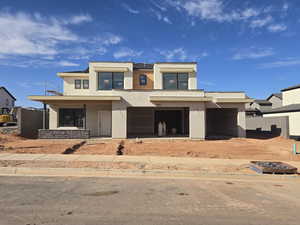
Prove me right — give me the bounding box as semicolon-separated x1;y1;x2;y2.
93;66;129;72
213;98;253;103
28;95;121;103
159;68;195;73
57;73;89;78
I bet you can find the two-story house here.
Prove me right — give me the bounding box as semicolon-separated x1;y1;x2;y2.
29;61;252;139
0;87;16;110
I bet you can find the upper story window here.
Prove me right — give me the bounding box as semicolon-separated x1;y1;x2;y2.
75;80;81;89
163;73;188;90
75;79;89;89
139;74;147;86
98;72;124;90
83;80;89;89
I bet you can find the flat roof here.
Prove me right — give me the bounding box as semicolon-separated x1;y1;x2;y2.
263;104;300;114
155;62;197;64
281;84;300;92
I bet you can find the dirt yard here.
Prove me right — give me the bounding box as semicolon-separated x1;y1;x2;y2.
0;133;299;161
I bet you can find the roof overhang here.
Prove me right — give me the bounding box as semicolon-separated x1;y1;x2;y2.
93;67;129;72
159;68;195;73
213;98;253;103
149;96;212;102
28;95;121;103
57;73;89;78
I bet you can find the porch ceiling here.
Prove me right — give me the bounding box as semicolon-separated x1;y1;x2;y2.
213;98;253;103
28;95;121;103
149;96;212;102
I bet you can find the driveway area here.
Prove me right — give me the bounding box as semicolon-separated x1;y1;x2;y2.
1;175;300;225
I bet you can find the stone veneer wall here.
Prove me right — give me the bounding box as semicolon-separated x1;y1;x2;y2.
38;129;90;139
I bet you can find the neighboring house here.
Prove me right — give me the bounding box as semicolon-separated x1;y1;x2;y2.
263;84;300;140
248;100;272;111
0;87;16;109
29;61;252;139
266;93;282;109
246;99;272;117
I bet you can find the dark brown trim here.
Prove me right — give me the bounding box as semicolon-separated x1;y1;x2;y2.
281;84;300;92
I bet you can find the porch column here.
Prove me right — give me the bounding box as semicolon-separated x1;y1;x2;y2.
83;104;87;129
237;105;246;138
189;103;205;139
43;103;47;129
112;101;127;139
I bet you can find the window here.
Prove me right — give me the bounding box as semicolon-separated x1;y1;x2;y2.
139;74;147;86
98;72;124;90
163;73;188;90
113;72;124;89
83;80;89;89
5;99;9;107
59;108;84;128
178;73;188;90
75;80;81;89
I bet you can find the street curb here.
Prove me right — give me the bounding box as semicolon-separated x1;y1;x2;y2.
0;166;299;181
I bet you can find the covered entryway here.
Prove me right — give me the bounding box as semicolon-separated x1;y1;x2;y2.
206;108;238;138
127;107;189;137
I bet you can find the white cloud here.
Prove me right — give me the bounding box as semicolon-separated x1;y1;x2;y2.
0;11;123;67
151;0;167;11
92;33;123;46
267;24;287;32
68;14;92;24
232;47;274;60
283;3;289;11
250;16;272;28
57;60;79;67
181;0;259;22
157;47;208;61
113;47;142;59
259;58;300;68
163;17;172;24
0;11;80;56
121;3;140;14
158;48;187;61
150;8;172;24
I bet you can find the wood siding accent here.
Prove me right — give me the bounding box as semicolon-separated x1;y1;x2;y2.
133;70;154;90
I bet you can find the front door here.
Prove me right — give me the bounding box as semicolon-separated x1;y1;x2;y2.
98;111;112;137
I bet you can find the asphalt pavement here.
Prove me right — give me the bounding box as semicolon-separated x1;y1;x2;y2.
0;175;300;225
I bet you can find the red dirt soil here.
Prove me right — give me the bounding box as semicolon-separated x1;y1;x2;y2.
0;133;299;161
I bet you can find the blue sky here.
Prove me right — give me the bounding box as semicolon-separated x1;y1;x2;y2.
0;0;300;107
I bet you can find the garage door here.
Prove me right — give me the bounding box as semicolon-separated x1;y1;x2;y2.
127;108;154;137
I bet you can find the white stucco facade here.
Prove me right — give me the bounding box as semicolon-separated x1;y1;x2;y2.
29;62;250;139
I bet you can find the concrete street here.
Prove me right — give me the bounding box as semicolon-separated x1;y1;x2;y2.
0;175;300;225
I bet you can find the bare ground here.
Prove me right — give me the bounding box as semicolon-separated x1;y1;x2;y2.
0;133;299;161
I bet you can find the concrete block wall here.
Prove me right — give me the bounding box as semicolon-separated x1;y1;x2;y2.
39;129;90;139
17;108;45;138
246;116;289;138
